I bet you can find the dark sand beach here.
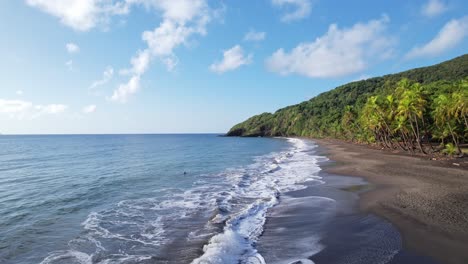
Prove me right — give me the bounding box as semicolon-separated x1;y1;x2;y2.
258;173;438;264
315;139;468;264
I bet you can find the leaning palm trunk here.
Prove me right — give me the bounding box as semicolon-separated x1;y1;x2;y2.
382;132;393;149
413;116;427;154
463;115;468;134
401;131;414;154
394;134;408;151
421;118;434;153
447;123;462;155
408;116;426;154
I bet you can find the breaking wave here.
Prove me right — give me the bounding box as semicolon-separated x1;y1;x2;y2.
41;138;327;264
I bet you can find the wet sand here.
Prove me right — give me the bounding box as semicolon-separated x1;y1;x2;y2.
258;172;437;264
314;139;468;264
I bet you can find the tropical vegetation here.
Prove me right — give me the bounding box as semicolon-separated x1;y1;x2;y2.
227;54;468;157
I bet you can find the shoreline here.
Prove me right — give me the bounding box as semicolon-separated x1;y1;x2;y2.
314;139;468;264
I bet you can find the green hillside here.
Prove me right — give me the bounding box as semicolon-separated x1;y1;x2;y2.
227;54;468;156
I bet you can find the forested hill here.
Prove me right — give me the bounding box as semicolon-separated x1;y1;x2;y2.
227;54;467;156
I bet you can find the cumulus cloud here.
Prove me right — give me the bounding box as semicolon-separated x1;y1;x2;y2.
110;49;151;102
110;75;141;103
27;0;220;102
82;104;97;114
244;29;266;42
89;66;114;90
111;0;216;103
406;16;468;59
272;0;312;22
66;42;80;53
26;0;129;31
16;90;24;96
421;0;448;18
266;15;394;78
0;99;67;119
210;45;252;74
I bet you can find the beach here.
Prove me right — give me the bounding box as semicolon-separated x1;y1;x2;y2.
315;139;468;264
3;134;467;263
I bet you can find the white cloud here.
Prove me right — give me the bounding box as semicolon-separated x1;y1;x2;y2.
272;0;312;22
210;45;252;74
266;15;394;78
0;99;67;119
127;0;209;24
111;0;216;103
421;0;448;18
27;0;219;102
244;29;266;42
35;104;68;114
406;16;468;59
66;60;73;70
110;75;140;103
110;50;150;102
89;66;114;90
26;0;129;31
122;49;152;76
82;104;97;114
353;74;371;82
66;42;80;53
142;21;194;67
16;90;24;96
0;99;32;114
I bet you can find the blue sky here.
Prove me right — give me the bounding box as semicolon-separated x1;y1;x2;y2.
0;0;467;134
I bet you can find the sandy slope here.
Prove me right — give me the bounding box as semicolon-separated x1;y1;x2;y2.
316;139;468;264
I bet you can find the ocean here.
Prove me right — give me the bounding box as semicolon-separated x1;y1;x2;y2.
0;134;428;264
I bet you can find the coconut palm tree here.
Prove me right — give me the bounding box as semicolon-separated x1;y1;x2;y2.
396;82;427;154
433;94;462;155
449;80;468;130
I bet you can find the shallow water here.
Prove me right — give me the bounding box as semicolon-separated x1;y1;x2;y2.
0;134;326;263
0;134;429;264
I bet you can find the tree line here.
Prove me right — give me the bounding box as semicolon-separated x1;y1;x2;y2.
341;78;467;156
227;55;468;158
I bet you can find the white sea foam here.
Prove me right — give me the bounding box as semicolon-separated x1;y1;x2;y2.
40;250;92;264
192;138;327;264
42;138;328;264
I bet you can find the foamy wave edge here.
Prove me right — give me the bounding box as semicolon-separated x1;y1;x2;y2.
191;138;324;264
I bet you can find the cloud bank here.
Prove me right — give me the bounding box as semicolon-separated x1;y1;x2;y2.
0;99;67;120
266;15;394;78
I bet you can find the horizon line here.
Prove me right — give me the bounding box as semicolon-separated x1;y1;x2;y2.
0;132;226;136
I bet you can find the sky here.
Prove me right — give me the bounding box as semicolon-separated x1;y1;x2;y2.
0;0;467;134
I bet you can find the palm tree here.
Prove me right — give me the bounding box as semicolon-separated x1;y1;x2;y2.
396;81;427;154
360;96;382;145
449;80;468;130
341;105;355;141
433;94;462;155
